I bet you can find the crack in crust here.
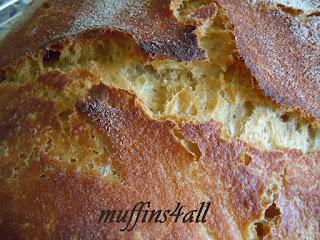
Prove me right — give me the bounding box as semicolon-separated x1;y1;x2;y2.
0;0;206;66
1;83;318;239
217;0;320;121
0;0;319;121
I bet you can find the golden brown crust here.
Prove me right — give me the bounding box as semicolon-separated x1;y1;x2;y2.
188;2;218;25
0;1;319;239
38;71;72;90
217;0;320;121
0;82;319;239
0;0;206;66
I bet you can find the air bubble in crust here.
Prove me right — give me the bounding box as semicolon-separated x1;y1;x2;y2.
43;50;61;64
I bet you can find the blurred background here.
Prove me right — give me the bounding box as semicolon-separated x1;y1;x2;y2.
0;0;31;39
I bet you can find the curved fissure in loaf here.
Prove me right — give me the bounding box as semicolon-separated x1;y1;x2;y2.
172;128;202;161
1;6;319;154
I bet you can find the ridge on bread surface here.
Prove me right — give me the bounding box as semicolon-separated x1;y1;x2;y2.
0;0;319;121
0;0;319;239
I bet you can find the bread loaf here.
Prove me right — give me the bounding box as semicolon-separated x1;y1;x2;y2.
0;0;319;239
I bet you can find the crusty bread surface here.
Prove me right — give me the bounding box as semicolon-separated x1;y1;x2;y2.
0;0;319;239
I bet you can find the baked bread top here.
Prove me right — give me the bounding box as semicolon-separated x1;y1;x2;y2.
1;0;319;120
0;0;319;239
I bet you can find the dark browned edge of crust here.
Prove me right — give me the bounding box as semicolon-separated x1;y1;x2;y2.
0;0;207;69
0;0;319;124
216;0;320;123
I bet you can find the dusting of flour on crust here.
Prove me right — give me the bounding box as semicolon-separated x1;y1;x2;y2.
250;0;319;14
71;0;148;34
272;0;320;13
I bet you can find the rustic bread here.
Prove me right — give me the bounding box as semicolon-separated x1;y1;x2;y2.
0;0;319;239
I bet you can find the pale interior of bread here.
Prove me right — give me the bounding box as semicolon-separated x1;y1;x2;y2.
5;4;320;154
